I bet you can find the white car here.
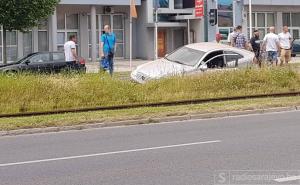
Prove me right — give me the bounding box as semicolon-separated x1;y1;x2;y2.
131;42;254;83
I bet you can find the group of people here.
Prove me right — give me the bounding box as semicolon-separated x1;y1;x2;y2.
224;25;293;67
64;24;116;76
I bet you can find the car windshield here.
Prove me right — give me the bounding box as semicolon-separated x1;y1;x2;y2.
17;53;36;63
165;47;205;67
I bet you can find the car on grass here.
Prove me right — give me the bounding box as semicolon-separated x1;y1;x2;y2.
0;52;86;75
131;42;254;83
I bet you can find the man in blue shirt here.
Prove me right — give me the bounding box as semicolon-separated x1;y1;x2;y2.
100;25;116;76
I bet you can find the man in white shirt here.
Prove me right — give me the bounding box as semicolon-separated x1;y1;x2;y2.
228;28;237;46
262;27;280;66
64;35;78;64
278;26;292;65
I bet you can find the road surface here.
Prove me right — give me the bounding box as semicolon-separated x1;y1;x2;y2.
1;111;300;185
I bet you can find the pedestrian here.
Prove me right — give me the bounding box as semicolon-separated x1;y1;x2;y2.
250;30;261;66
215;33;222;43
278;26;292;66
262;26;280;66
228;28;237;46
232;25;248;49
64;35;78;68
100;25;116;76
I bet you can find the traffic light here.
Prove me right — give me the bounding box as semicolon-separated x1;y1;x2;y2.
209;9;218;26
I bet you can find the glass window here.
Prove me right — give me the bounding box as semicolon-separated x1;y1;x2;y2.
224;51;243;64
218;12;233;27
154;0;169;8
113;15;124;29
115;44;124;58
7;47;18;61
38;31;48;51
66;14;79;29
57;32;65;45
57;12;65;29
258;28;266;38
282;13;291;27
53;53;65;61
218;0;233;11
219;29;229;40
257;13;265;27
292;13;300;27
114;30;124;43
102;15;111;28
6;31;17;45
23;32;33;56
29;53;50;63
267;13;275;27
292;30;299;39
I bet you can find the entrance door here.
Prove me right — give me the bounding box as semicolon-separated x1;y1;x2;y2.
158;30;167;57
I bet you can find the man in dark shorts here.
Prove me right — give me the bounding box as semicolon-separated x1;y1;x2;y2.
250;30;261;66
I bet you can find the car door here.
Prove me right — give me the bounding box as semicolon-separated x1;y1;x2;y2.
198;50;226;71
25;53;51;73
223;50;243;68
51;52;67;72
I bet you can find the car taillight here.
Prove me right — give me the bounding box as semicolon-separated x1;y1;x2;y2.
79;58;86;65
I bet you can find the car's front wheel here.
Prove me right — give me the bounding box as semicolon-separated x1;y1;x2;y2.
4;70;18;77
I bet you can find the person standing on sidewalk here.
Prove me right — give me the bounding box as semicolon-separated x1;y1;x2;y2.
278;26;292;66
232;25;248;49
100;25;116;76
262;27;280;66
64;35;78;68
250;30;261;66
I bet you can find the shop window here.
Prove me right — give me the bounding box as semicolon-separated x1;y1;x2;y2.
292;13;300;27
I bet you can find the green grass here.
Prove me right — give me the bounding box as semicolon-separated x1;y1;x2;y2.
1;96;300;131
1;67;300;115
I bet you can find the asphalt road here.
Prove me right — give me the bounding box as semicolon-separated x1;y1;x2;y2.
1;111;300;185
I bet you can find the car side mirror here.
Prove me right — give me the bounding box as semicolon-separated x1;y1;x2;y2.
164;54;169;57
199;64;208;71
24;60;30;65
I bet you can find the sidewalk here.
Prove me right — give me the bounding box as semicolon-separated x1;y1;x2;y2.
85;59;150;73
86;57;300;73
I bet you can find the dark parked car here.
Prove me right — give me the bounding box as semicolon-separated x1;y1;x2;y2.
0;52;86;74
292;39;300;57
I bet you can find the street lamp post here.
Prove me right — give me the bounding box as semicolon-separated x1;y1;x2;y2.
154;7;158;60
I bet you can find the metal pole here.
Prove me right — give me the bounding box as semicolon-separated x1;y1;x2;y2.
130;15;132;70
1;25;3;63
249;0;252;38
204;0;208;42
155;8;158;60
187;19;190;44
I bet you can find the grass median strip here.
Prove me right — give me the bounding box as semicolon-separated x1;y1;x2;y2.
0;96;299;131
1;67;300;115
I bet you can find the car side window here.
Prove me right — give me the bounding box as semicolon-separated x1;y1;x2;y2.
202;50;225;68
53;53;65;62
29;54;50;63
224;51;243;67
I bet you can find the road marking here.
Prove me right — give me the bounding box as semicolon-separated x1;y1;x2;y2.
0;140;221;167
274;176;300;182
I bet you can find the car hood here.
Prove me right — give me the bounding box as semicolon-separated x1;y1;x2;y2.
131;58;194;82
0;62;20;68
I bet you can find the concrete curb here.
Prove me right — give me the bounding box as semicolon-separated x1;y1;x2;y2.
0;106;298;137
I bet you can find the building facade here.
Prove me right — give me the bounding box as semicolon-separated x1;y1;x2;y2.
1;0;300;63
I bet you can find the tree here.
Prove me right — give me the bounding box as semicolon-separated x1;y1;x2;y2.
0;0;60;64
